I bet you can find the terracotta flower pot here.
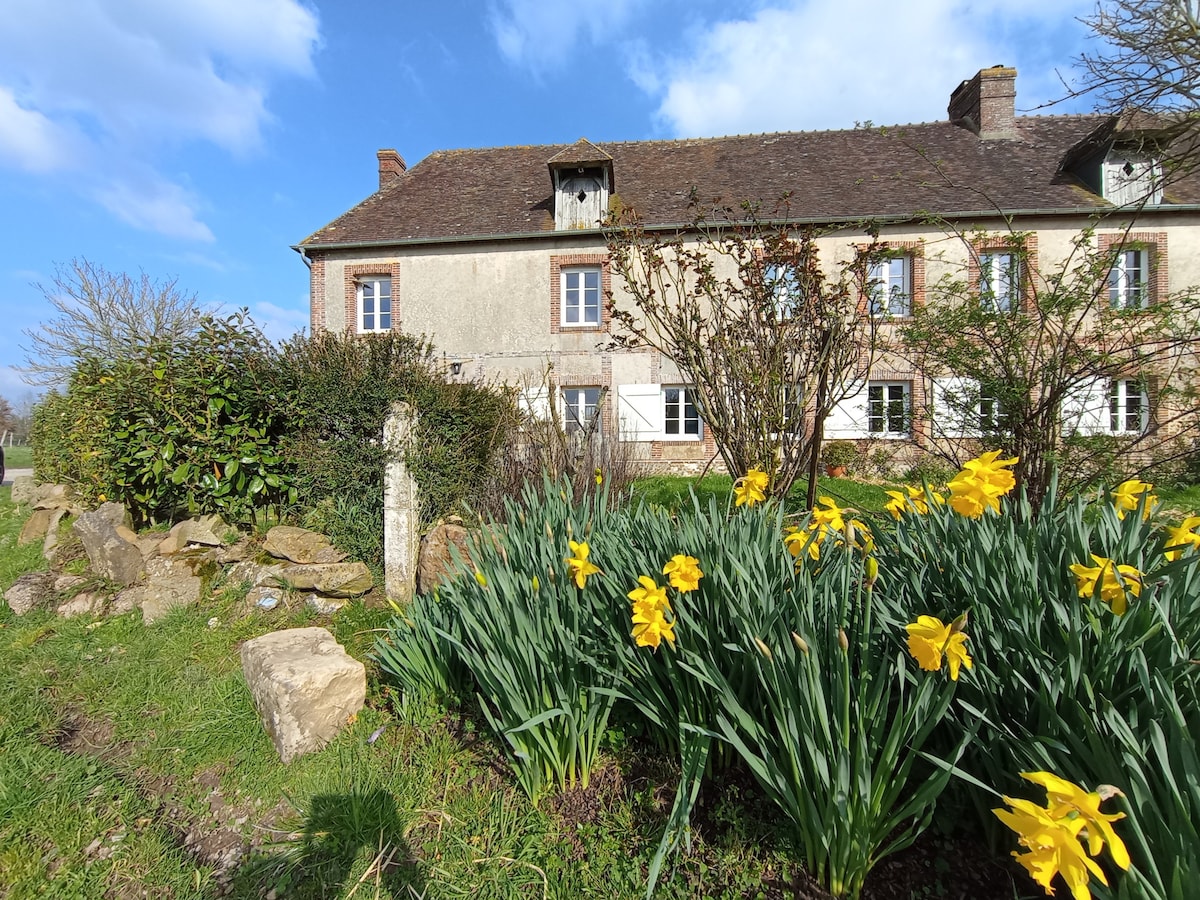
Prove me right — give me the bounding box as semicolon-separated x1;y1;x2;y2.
826;464;847;478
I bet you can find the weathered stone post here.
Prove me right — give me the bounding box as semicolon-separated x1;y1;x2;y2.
384;402;420;602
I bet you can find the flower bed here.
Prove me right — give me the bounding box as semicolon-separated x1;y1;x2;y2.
377;458;1200;900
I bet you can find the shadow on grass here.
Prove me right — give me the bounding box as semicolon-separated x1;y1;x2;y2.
229;789;424;899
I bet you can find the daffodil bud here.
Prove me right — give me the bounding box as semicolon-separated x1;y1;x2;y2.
753;637;773;660
865;556;879;587
545;521;554;540
566;520;574;539
547;567;557;585
950;611;969;635
531;576;540;591
791;632;809;654
838;628;849;652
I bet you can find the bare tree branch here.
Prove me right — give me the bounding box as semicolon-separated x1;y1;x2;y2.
19;258;209;386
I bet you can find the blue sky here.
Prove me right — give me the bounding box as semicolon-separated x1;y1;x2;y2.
0;0;1100;406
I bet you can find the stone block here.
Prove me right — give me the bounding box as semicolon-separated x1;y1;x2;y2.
263;526;346;565
73;507;144;586
240;627;365;764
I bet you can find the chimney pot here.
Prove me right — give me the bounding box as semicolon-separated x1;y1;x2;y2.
377;148;406;188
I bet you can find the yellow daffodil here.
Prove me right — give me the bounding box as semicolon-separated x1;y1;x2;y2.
631;602;676;649
884;485;946;520
662;554;703;593
905;614;973;680
628;575;675;649
994;772;1129;900
947;450;1018;518
784;498;872;564
627;575;671;612
995;796;1108;900
565;539;601;589
1112;479;1158;521
97;493;107;503
1068;554;1141;616
1164;516;1200;561
594;467;603;485
1019;772;1130;871
474;571;488;587
733;468;770;507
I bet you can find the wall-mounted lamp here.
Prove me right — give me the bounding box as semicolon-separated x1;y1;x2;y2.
450;361;463;376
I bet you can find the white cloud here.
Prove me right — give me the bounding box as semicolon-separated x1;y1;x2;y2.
488;0;648;71
637;0;1093;137
0;0;320;239
92;176;216;244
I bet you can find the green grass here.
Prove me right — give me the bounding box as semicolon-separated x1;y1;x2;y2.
629;472;894;517
0;490;793;899
3;445;32;470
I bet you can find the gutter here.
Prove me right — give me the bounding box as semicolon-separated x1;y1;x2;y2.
291;203;1200;254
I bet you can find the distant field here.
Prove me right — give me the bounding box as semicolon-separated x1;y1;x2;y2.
3;446;32;470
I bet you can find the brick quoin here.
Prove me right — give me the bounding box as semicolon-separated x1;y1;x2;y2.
309;254;327;332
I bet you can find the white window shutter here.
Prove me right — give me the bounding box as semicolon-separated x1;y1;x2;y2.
824;385;868;439
617;383;663;440
932;376;978;439
519;387;551;421
1062;378;1108;435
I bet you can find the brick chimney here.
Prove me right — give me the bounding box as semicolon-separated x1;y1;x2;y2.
948;66;1017;139
377;148;406;188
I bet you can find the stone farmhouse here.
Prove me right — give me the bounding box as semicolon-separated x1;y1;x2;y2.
296;66;1200;472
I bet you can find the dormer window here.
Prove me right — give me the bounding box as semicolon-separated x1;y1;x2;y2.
547;139;614;231
555;166;608;230
1103;151;1162;206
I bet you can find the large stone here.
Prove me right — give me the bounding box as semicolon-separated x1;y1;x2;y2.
138;558;204;624
73;506;144;586
93;502;132;531
262;526;346;565
42;508;68;562
274;562;373;598
240;627;365;764
18;508;55;546
158;515;230;555
30;484;72;509
226;560;288;589
4;571;56;615
9;476;38;505
416;521;472;596
57;591;106;618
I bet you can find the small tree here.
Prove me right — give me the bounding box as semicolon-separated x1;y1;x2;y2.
899;221;1200;509
0;394;14;442
20;258;208;386
606;199;880;502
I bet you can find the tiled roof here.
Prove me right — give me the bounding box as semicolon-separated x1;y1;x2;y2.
299;116;1200;248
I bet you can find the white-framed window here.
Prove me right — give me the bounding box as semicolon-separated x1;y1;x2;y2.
663;386;702;440
357;277;392;333
868;382;910;437
561;267;602;326
765;262;803;319
1109;249;1147;309
562;387;601;435
979;252;1019;313
868;257;911;317
978;386;1011;432
1110;379;1149;434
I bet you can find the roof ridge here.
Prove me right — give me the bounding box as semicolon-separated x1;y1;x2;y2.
411;114;1112;160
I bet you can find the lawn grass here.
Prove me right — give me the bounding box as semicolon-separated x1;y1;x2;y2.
630;472;895;517
0;488;793;899
3;445;33;470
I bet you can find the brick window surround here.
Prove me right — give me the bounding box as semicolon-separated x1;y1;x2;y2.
1097;232;1168;308
550;254;610;334
857;241;925;317
966;233;1039;312
344;262;402;335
